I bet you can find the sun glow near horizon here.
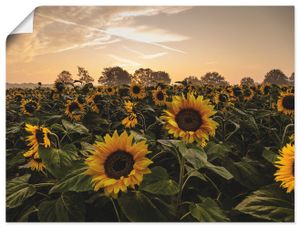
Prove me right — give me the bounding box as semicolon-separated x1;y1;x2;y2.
6;6;294;84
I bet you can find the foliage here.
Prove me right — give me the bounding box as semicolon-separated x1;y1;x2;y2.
6;80;294;222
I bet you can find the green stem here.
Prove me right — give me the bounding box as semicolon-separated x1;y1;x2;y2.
110;198;121;222
176;155;186;217
180;211;191;221
34;182;55;188
281;123;294;145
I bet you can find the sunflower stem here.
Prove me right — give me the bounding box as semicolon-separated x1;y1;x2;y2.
176;154;186;218
110;198;121;222
204;174;221;201
50;132;61;149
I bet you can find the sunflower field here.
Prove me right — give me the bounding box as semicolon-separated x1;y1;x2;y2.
6;81;294;222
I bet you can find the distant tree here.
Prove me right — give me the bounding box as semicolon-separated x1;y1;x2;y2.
132;68;171;86
152;71;171;85
98;66;131;86
132;68;154;86
183;76;201;85
55;70;73;84
289;72;294;85
263;69;288;85
77;66;94;84
240;77;255;87
200;72;229;86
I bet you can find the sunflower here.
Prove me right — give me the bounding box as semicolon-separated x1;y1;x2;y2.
214;92;229;104
21;99;40;116
122;113;138;128
277;92;294;116
65;100;85;121
14;93;24;103
260;83;271;95
129;83;146;99
161;93;218;144
24;124;51;151
87;92;103;113
243;88;254;101
152;88;167;106
85;131;152;197
24;157;46;172
124;100;135;113
54;81;65;93
274;143;294;193
105;86;117;96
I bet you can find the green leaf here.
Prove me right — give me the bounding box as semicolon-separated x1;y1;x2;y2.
190;197;230;222
62;119;89;135
223;158;269;189
6;174;36;208
49;162;93;194
140;167;179;195
262;148;278;164
38;192;85;222
206;142;231;161
180;146;233;180
39;147;73;178
17;206;38;222
235;184;294;222
118;191;167;222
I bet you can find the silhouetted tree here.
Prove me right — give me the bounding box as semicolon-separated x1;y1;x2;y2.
77;66;94;84
98;66;131;86
200;72;229;86
132;68;171;86
132;68;153;86
55;70;73;84
240;77;255;87
152;71;171;85
263;69;288;85
183;76;201;85
289;72;294;85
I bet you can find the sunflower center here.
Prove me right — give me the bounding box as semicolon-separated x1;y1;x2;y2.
35;129;44;144
156;91;164;101
282;95;294;110
133;86;141;94
25;102;37;113
264;86;270;94
77;95;85;104
69;102;80;113
175;109;202;132
233;87;242;96
107;88;112;92
104;151;134;179
219;94;228;102
244;89;252;97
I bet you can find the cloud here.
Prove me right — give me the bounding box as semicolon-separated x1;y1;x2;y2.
7;6;191;65
123;46;167;59
108;54;142;69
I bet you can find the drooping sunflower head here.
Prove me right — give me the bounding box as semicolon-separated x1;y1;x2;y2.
85;131;152;197
124;100;135;113
25;124;51;150
65;100;85;121
87;92;103;113
122;113;138;128
24;157;46;172
274;143;294;193
129;83;146;99
277;92;294;116
152;88;167;106
161;93;218;144
21;99;40;116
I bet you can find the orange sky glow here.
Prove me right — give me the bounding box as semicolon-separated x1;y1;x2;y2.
6;6;294;84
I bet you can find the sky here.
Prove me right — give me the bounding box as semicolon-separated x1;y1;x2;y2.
6;6;294;84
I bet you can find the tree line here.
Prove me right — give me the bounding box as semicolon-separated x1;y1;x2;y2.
53;66;294;87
